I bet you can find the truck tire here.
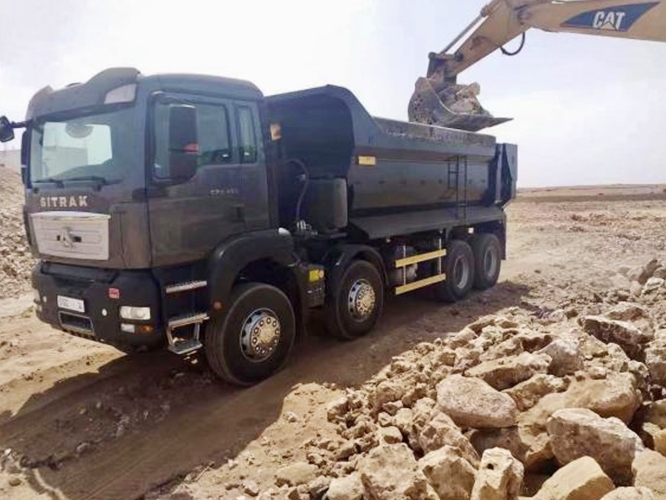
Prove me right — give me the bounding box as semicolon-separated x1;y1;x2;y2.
471;233;502;290
433;239;475;303
204;283;296;385
325;260;384;340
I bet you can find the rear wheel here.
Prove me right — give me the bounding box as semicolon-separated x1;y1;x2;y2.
471;233;502;290
433;239;475;303
205;283;296;385
325;260;384;340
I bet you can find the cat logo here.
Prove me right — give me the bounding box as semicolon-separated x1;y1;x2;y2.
592;10;627;30
562;2;658;33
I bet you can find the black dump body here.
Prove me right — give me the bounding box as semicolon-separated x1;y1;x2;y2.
267;86;517;240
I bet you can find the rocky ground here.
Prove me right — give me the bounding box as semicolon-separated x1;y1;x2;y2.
0;181;664;500
0;167;33;299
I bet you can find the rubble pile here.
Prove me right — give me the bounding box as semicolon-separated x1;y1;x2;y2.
264;259;666;499
0;167;32;299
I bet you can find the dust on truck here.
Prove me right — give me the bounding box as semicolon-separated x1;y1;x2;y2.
0;68;516;385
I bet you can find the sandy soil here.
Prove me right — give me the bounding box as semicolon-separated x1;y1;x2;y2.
0;187;664;499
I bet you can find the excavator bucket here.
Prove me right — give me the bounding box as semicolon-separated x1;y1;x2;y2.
408;77;511;132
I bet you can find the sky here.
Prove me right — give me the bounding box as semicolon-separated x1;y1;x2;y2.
1;0;665;187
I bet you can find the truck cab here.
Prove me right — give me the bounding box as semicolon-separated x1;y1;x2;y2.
1;68;516;385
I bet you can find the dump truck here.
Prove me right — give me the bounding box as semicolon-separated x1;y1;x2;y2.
0;69;516;384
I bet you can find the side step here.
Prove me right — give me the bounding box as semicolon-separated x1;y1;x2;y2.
165;280;208;294
167;312;209;330
166;312;208;355
169;338;203;356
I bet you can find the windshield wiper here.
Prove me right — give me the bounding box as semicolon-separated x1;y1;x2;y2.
64;175;108;185
33;177;65;187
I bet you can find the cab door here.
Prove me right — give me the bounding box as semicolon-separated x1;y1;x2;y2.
147;93;269;267
232;103;270;231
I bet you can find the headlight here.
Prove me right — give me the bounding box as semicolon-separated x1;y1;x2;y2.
119;306;151;321
33;288;41;303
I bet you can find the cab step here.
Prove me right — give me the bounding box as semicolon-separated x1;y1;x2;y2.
167;312;209;330
165;280;208;294
168;338;203;355
166;312;208;356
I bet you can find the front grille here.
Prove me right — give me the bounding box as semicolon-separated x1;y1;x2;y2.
58;312;95;338
31;211;111;261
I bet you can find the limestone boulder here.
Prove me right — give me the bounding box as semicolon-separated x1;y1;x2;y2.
504;374;568;412
532;456;614;500
645;400;666;428
606;302;651;322
418;446;476;500
560;372;641;423
643;423;666;456
546;408;645;485
642;277;665;295
600;487;655;500
518;372;641;440
327;396;350;424
418;412;480;466
371;380;405;411
275;462;319;487
537;339;584;376
436;375;518;428
470;448;524;500
466;352;552;391
646;343;666;387
632;451;666;499
626;259;660;285
469;426;552;472
358;444;437;500
326;473;364;500
377;426;403;445
582;316;653;357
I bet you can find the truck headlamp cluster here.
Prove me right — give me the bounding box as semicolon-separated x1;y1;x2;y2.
119;306;151;321
104;84;137;104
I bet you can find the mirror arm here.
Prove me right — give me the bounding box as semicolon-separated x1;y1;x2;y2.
10;120;28;129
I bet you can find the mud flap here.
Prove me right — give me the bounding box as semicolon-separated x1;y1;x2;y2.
408;77;512;132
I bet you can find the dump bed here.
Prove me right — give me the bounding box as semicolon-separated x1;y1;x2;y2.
267;86;516;239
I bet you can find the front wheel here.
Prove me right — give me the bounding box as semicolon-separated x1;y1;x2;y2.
325;260;384;340
204;283;296;385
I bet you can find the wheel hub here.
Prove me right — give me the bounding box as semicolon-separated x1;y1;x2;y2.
240;309;281;362
348;279;376;321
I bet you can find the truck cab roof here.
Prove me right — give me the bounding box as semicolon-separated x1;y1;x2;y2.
26;67;262;120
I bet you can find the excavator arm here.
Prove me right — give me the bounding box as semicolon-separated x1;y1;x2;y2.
409;0;666;130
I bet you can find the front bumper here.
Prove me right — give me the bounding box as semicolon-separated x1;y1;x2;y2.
32;262;165;350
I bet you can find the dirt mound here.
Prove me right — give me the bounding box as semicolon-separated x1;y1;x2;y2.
0;167;32;299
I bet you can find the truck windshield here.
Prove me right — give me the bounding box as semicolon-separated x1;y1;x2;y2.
30;108;134;184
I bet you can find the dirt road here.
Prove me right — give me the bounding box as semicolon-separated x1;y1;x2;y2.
0;189;664;500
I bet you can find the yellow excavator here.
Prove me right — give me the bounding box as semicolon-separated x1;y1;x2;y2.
409;0;666;131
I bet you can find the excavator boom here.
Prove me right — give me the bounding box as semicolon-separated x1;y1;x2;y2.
410;0;666;131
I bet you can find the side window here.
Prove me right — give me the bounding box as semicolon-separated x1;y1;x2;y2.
153;100;232;179
237;106;257;164
197;105;232;166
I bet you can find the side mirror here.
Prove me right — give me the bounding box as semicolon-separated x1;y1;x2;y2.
0;116;15;143
168;105;198;180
